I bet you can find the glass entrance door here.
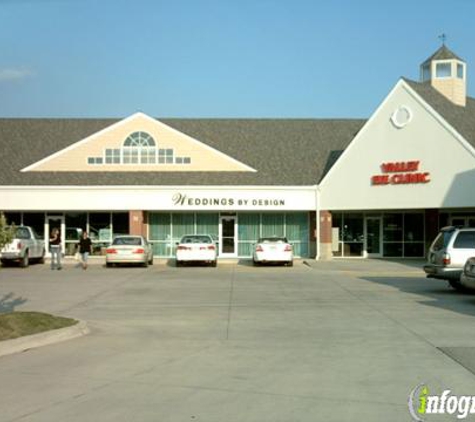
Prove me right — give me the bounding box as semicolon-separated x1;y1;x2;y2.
46;216;65;256
220;216;237;257
365;217;382;257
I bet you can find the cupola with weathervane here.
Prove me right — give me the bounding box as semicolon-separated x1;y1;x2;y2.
420;39;467;107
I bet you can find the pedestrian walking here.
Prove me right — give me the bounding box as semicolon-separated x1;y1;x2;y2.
77;231;92;270
49;228;62;270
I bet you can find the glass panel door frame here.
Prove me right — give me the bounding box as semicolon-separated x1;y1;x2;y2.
364;216;382;258
46;215;66;257
219;215;238;257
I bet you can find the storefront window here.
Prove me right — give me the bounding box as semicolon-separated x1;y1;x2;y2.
89;212;111;255
342;214;364;257
262;214;285;237
286;213;309;257
238;213;260;256
3;212;21;226
332;213;343;257
148;212;310;258
196;213;219;238
65;212;87;255
172;213;194;245
331;213;364;257
383;213;403;257
22;213;45;239
112;213;129;236
149;213;172;256
383;214;403;241
404;213;424;257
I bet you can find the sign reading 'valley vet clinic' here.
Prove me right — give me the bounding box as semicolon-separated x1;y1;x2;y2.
371;161;431;186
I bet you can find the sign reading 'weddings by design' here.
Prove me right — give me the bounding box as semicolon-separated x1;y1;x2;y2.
172;192;286;208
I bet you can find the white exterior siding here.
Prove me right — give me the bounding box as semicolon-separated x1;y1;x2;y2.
320;80;475;211
0;186;317;212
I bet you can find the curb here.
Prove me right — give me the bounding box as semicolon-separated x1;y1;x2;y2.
0;320;90;358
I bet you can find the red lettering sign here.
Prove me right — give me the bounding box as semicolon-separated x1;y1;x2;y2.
371;160;430;186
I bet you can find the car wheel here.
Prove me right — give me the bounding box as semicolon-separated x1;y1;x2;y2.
106;262;112;268
252;259;259;266
38;249;46;264
211;260;217;268
20;252;29;268
1;259;9;267
142;260;149;268
287;260;293;267
149;255;154;265
176;260;182;267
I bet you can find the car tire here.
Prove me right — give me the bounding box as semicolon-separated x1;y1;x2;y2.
106;262;112;268
38;249;46;264
1;259;9;267
211;260;217;268
176;260;182;267
149;255;154;265
287;260;293;267
448;279;472;293
142;261;149;268
252;259;259;266
20;252;29;268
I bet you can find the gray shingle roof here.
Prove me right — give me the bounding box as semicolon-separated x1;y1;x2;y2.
403;78;475;148
0;118;364;186
421;45;464;65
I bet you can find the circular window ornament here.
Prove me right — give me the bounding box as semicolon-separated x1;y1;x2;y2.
390;106;413;129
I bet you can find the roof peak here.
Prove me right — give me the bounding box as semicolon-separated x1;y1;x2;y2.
422;45;464;64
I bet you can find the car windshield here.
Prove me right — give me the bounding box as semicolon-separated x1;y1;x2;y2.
258;237;288;243
112;237;142;246
180;235;212;244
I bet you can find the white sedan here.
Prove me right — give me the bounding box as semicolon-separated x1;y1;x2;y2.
176;234;217;267
253;237;293;266
105;235;154;267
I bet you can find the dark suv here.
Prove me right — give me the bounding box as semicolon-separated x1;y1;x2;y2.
424;226;475;290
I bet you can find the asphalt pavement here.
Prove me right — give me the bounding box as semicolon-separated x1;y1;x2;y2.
1;258;475;421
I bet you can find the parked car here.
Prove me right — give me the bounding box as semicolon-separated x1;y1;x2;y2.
253;236;293;266
1;226;45;268
459;257;475;291
105;235;153;267
423;226;475;290
176;234;217;267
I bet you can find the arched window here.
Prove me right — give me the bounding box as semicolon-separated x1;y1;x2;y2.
123;131;156;147
123;131;156;164
90;130;191;166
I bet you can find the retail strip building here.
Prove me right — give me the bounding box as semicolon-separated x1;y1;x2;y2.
1;45;475;260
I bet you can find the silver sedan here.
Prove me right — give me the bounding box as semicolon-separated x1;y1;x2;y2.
105;235;154;267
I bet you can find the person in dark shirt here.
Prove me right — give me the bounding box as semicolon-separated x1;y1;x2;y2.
49;228;62;270
77;231;92;270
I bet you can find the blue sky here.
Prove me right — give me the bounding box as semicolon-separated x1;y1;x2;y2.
0;0;474;118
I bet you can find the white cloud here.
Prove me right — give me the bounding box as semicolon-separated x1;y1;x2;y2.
0;68;35;82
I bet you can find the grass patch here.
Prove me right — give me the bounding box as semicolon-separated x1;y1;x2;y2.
0;312;77;341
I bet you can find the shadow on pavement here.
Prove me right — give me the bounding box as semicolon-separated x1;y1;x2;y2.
361;275;475;318
0;293;27;313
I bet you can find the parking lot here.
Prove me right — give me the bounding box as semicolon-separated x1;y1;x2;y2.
2;259;475;421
